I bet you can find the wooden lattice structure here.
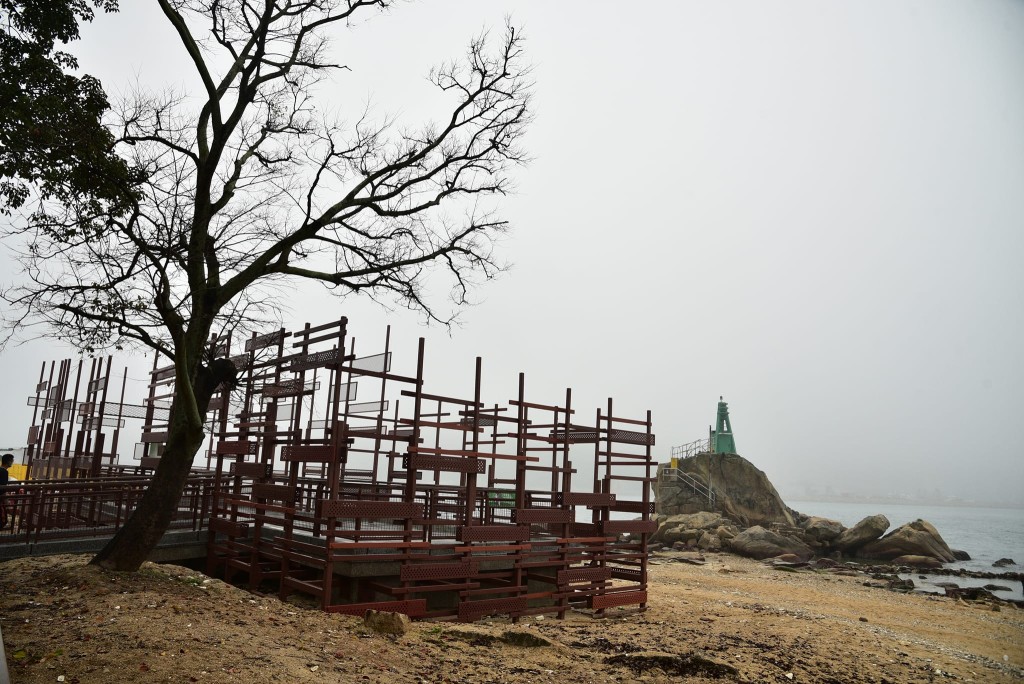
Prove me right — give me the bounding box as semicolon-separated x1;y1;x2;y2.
19;316;656;621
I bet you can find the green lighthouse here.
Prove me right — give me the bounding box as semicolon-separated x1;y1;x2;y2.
711;396;736;454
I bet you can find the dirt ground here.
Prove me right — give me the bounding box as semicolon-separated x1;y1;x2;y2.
1;551;1021;683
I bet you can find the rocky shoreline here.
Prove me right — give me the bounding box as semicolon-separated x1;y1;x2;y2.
652;452;1022;603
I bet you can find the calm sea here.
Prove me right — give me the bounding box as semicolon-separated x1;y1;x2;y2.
790;500;1024;601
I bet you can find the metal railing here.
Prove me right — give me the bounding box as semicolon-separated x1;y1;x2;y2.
1;474;218;546
2;473;537;550
670;437;711;461
658;467;716;509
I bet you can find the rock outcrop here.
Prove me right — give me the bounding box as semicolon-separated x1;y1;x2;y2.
833;514;890;553
801;516;845;545
651;511;737;549
858;519;955;563
651;453;961;567
727;525;814;561
655;453;795;527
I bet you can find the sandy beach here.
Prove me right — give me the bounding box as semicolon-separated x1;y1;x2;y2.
1;551;1021;683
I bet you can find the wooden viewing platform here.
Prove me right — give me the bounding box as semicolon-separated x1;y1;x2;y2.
7;317;657;622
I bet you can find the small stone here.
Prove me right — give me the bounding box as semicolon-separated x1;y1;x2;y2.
363;610;410;636
786;673;794;680
859;617;868;622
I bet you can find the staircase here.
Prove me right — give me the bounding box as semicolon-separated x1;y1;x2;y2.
658;466;716;509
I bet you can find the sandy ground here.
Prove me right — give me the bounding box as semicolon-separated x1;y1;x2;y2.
1;551;1022;683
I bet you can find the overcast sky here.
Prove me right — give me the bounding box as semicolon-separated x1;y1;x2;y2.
1;1;1022;506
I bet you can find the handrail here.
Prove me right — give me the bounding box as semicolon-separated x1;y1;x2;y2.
670;438;711;461
1;473;218;546
659;466;716;508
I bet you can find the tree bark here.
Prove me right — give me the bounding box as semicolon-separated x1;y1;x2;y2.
89;414;205;570
90;355;234;571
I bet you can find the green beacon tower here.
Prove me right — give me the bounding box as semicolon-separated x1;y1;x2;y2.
711;396;736;455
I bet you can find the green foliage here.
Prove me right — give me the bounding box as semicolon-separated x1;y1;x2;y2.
0;0;137;214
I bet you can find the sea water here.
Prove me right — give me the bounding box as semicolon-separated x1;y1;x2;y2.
790;500;1024;601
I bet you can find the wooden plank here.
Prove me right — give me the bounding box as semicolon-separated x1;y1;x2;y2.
216;440;258;456
209;518;250;537
252;483;297;503
405;453;485;474
231;462;273;478
280;445;340;463
562;492;616;507
557;566;612;584
457;525;531;542
590;589;647;610
318;500;423;520
400;561;479;582
513;508;573;524
400;390;481;406
508;399;574;414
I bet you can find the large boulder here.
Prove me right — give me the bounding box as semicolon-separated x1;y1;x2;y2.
727;525;814;561
859;519;955;563
651;511;732;544
801;516;845;544
655;453;795;527
834;514;889;552
697;531;722;551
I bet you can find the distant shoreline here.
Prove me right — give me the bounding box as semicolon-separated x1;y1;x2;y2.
788;497;1024;511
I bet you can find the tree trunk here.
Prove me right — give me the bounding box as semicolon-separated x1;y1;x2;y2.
90;405;207;571
90;353;233;571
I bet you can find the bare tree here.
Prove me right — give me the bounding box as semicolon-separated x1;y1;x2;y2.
2;0;531;571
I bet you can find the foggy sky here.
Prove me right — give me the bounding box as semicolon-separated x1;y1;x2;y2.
1;1;1021;506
